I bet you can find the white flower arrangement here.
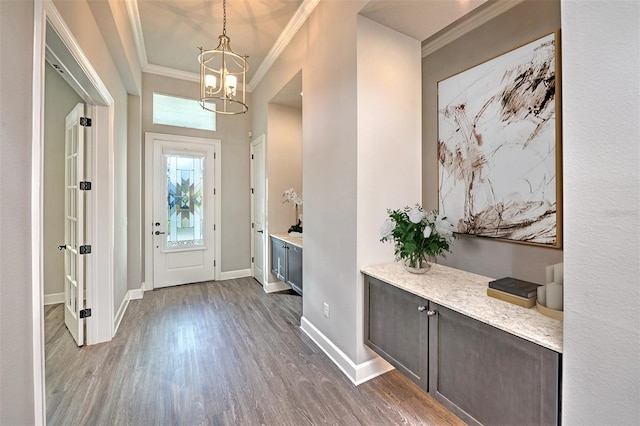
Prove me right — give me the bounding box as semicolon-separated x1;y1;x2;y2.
380;204;455;268
283;188;303;233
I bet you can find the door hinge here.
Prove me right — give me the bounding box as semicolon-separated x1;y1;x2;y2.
251;256;254;263
251;188;254;194
79;245;92;255
79;181;92;190
251;154;254;160
79;308;92;318
214;188;216;195
214;260;216;267
213;224;216;231
251;222;254;229
80;117;92;127
214;152;216;160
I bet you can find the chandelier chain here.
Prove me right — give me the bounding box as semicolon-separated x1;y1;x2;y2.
222;0;227;36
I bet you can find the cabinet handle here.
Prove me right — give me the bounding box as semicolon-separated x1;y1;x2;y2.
417;306;427;312
427;310;437;317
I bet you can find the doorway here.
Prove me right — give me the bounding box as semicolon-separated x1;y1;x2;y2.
251;134;267;285
145;133;222;288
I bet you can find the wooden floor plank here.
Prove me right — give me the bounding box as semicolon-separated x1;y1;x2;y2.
45;278;465;425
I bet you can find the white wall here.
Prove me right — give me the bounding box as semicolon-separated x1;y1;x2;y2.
127;94;143;291
561;1;640;424
44;62;83;297
355;16;422;362
142;73;252;273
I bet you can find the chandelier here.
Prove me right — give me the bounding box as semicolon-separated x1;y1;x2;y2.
198;0;248;115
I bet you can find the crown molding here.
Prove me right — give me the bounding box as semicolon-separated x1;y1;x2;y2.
143;63;199;83
248;0;321;91
421;0;526;58
124;0;148;68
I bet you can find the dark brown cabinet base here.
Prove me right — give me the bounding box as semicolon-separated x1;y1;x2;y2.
364;274;561;426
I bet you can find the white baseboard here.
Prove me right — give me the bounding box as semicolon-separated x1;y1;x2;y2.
44;292;64;305
263;280;291;293
129;287;144;300
219;268;252;280
114;292;130;334
300;316;394;386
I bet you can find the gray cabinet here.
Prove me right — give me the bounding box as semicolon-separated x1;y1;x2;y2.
364;276;428;390
363;274;561;426
270;236;303;295
429;302;560;426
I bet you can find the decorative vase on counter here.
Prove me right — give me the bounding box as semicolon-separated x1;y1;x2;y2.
401;255;434;274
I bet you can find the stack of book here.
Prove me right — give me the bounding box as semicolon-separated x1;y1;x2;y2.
487;277;541;308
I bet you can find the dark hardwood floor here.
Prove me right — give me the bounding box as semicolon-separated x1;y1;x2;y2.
45;278;465;425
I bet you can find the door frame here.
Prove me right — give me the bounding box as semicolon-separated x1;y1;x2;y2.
144;132;222;289
250;134;267;285
32;0;116;421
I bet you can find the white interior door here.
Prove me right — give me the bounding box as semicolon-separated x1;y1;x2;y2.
63;103;86;346
251;135;267;285
152;136;217;288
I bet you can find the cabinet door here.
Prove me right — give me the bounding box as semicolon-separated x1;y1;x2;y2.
429;302;560;426
286;244;302;295
270;237;287;280
364;276;429;391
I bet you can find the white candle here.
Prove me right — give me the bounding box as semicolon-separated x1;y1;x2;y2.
553;263;564;286
205;74;216;89
545;265;554;284
537;285;547;306
546;282;563;311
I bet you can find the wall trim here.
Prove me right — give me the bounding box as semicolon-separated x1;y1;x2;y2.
143;63;199;83
300;316;394;386
142;281;152;292
421;0;526;57
263;280;291;294
248;0;320;91
219;268;252;280
124;0;148;69
43;293;64;305
114;291;130;334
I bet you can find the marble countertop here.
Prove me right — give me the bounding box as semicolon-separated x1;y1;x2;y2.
361;262;563;353
270;233;303;248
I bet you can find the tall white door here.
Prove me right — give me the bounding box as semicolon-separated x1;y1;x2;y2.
152;136;218;288
63;103;86;346
251;135;266;285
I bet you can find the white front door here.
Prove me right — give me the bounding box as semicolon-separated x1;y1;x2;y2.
251;135;266;285
63;103;86;346
152;135;219;288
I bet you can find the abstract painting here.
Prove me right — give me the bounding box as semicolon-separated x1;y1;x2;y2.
438;32;561;247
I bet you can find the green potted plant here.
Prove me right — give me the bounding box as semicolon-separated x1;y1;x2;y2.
380;204;456;273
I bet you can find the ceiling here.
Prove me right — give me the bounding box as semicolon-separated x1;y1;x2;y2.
134;0;490;86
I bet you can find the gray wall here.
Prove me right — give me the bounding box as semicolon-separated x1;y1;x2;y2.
561;1;640;424
0;1;36;422
141;73;252;273
127;94;143;291
43;63;83;297
422;0;563;284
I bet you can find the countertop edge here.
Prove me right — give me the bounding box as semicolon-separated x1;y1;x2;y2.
270;233;303;248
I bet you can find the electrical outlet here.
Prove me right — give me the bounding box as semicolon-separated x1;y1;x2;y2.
323;302;330;318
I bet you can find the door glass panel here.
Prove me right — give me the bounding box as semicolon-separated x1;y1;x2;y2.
166;153;205;248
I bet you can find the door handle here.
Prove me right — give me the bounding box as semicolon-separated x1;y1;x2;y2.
155;231;166;235
58;244;67;250
257;230;264;234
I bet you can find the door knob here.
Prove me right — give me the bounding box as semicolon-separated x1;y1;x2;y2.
155;231;166;235
257;230;264;234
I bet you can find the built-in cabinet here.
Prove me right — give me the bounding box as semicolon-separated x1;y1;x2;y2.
270;235;303;295
364;274;561;426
